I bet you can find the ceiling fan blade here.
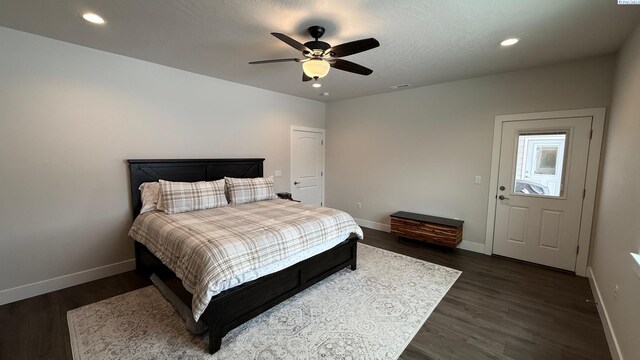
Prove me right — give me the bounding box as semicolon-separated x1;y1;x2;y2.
302;72;313;82
249;58;301;64
331;59;373;76
328;38;380;57
271;32;311;53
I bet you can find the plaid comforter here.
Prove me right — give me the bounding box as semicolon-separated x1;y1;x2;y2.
128;199;363;321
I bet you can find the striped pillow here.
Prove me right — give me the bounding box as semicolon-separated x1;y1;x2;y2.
158;179;227;214
225;176;278;205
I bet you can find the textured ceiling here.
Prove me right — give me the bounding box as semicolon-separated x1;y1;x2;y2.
1;0;639;102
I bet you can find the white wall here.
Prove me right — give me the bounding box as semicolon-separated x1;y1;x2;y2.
589;24;640;359
0;27;324;297
325;55;615;248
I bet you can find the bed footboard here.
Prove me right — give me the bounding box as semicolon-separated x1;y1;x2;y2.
204;234;358;354
133;235;359;354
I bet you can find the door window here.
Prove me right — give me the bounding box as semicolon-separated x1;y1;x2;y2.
513;132;567;197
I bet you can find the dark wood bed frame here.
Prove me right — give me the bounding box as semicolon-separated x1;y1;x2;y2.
127;158;358;354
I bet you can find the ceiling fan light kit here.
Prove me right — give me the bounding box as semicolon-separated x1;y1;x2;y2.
303;59;330;79
249;25;379;83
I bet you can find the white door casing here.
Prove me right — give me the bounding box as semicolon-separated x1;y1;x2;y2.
493;117;590;271
290;126;324;206
485;108;605;276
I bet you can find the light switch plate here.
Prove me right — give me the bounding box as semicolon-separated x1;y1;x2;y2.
274;170;282;177
474;176;482;184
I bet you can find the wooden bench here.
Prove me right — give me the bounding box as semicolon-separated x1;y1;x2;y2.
390;211;464;248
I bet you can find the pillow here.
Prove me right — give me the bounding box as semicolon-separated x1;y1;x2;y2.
225;176;278;205
139;182;160;214
158;179;227;214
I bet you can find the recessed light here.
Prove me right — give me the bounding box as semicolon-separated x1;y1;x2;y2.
500;38;519;47
321;92;330;96
390;84;412;90
82;12;105;25
312;82;322;88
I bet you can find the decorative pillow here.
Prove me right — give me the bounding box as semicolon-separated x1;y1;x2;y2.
225;176;278;205
139;182;160;214
158;179;227;214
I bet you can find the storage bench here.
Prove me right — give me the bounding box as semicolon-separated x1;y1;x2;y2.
390;211;463;248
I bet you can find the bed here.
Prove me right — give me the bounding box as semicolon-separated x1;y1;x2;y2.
127;158;361;354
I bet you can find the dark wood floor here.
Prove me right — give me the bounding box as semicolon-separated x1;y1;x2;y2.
359;229;610;360
0;227;610;360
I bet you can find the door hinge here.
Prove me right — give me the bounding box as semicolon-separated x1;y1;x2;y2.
577;245;580;254
583;189;586;199
321;202;323;206
321;171;323;176
589;129;593;140
321;140;324;145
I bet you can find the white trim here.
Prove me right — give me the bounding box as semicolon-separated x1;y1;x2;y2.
290;125;325;206
485;108;605;276
587;267;623;360
485;115;504;255
289;125;326;134
0;259;135;306
355;218;390;232
458;240;485;253
576;108;606;276
355;218;485;253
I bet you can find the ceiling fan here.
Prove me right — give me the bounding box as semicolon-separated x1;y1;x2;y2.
249;26;380;83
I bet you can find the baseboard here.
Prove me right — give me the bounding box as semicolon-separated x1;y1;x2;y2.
355;218;485;254
355;218;390;232
0;259;136;306
587;266;623;360
457;240;485;253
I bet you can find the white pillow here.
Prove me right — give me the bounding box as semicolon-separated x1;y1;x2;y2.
139;182;160;214
225;176;278;205
158;179;227;214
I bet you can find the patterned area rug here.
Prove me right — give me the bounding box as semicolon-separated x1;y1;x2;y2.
67;243;460;359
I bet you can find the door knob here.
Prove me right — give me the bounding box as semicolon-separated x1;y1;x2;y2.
498;195;510;200
294;181;300;185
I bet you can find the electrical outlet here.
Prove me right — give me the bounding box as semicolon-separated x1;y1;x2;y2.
614;285;620;301
274;170;282;177
357;202;362;209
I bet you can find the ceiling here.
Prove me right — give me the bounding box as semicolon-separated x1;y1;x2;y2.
1;1;639;102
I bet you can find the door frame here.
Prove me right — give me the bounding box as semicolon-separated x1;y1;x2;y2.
484;108;606;276
289;125;325;205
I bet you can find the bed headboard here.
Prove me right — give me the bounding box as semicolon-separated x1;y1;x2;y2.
127;158;264;217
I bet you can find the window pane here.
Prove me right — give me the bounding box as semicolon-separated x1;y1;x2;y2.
514;132;566;197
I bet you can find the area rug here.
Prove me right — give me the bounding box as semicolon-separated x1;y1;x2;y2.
67;243;461;359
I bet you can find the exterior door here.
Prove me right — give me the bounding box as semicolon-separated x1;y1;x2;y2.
493;117;592;271
290;127;324;206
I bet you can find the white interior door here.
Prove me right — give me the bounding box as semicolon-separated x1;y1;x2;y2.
493;117;592;271
290;127;324;206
